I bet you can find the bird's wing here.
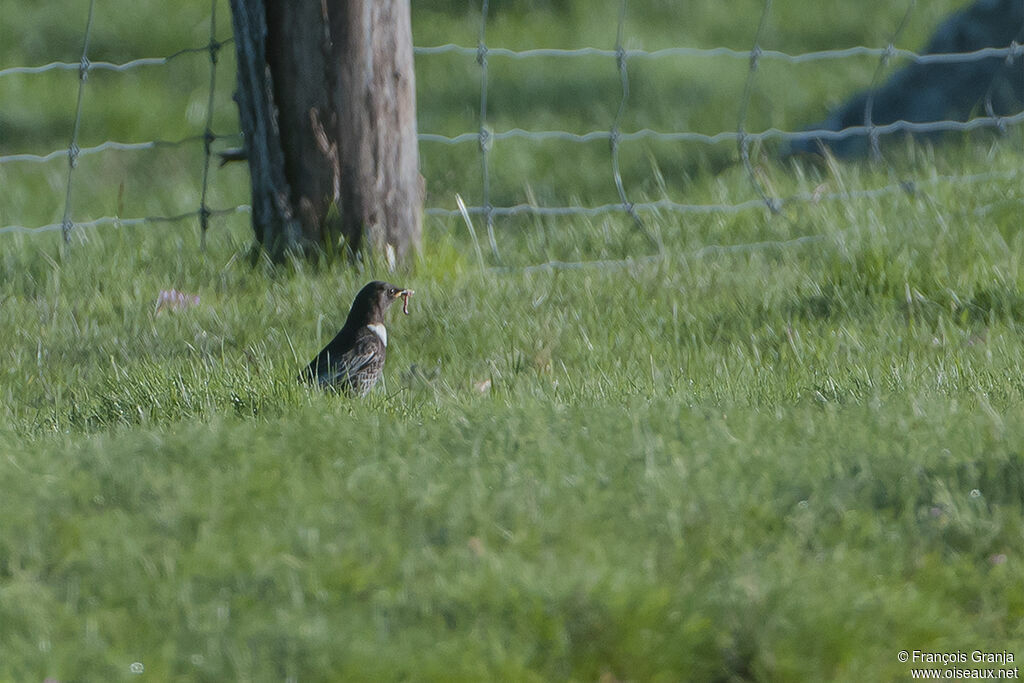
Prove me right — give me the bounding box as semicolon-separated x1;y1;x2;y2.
312;332;385;388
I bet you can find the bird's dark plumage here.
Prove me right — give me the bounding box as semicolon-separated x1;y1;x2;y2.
301;281;413;396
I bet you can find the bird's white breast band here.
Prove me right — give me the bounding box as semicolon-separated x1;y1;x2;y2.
367;323;387;347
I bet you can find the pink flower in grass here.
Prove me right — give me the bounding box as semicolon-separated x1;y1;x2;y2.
156;289;200;313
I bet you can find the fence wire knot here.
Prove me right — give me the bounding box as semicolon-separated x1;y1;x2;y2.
478;127;491;151
749;44;762;70
609;126;622;149
615;44;626;72
203;127;216;153
1007;41;1022;64
476;43;488;66
987;97;1007;134
868;125;881;161
738;129;750;159
882;42;896;64
199;204;211;230
208;39;221;64
78;56;91;80
68;143;81;168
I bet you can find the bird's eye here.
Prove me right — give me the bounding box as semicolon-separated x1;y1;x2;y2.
389;288;397;296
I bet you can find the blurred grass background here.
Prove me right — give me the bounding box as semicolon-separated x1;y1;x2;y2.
1;1;1023;680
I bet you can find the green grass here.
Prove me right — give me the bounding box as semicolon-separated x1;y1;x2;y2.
4;399;1023;680
2;0;1024;680
2;143;1023;679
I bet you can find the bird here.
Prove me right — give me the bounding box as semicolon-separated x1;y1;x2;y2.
301;281;414;396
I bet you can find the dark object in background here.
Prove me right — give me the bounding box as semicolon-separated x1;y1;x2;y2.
786;0;1024;158
301;281;414;396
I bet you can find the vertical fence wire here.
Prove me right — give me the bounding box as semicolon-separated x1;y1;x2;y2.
477;0;500;262
198;0;221;250
60;0;98;245
983;39;1023;132
737;0;780;214
610;0;655;247
864;0;917;162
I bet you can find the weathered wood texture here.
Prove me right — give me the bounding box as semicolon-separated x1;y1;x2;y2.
228;0;302;253
229;0;422;261
327;0;423;262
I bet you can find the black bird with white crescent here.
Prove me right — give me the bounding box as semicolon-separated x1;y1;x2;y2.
301;281;414;396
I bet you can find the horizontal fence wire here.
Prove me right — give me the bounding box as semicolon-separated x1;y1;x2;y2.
418;112;1024;146
0;134;242;165
1;26;1022;242
424;167;1021;219
3;41;1014;80
9;166;1012;236
495;167;1022;274
0;205;251;236
5;112;1020;166
0;39;234;78
411;43;1024;64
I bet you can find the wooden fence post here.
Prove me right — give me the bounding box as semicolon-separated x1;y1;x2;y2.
228;0;422;262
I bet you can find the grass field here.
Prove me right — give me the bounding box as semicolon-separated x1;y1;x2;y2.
2;0;1024;680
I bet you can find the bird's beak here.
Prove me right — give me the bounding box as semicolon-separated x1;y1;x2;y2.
396;288;414;315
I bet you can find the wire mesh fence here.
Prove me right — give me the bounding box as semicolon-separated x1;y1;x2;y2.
1;0;1021;268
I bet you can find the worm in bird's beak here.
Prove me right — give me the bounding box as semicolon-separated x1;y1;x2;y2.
398;289;413;315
